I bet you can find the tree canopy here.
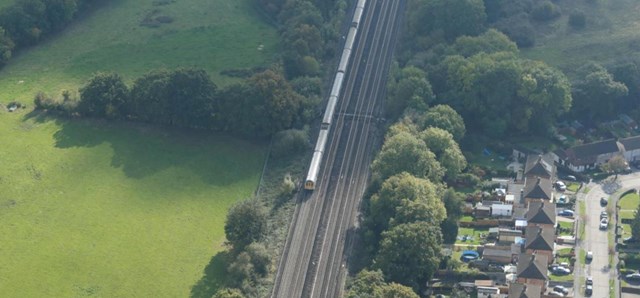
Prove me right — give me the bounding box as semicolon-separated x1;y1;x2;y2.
346;270;419;298
224;199;268;251
78;72;129;119
386;66;435;119
371;131;444;181
408;0;486;41
413;104;466;141
572;62;629;121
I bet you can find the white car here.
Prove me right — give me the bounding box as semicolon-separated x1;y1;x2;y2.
600;218;608;230
556;181;567;191
586;251;593;261
549;291;565;297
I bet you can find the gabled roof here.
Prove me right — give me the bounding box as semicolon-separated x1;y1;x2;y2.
509;283;541;298
524;155;553;179
523;177;552;200
516;253;548;280
526;201;556;225
564;139;623;166
620;135;640;151
482;247;512;258
524;226;555;251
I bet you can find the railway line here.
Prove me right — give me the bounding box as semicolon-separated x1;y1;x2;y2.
271;1;405;297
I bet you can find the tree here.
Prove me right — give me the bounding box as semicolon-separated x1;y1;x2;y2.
600;155;628;174
371;131;444;181
247;69;303;136
440;189;464;243
224;199;268;250
409;0;487;41
448;29;518;57
386;66;435;119
380;283;420;298
166;68;218;128
346;269;419;298
572;63;628;120
420;127;467;179
375;222;443;290
78;72;129;119
531;1;561;21
0;27;14;66
413;104;466;141
568;11;586;29
244;242;271;276
213;288;245;298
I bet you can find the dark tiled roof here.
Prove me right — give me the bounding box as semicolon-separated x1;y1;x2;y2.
564;139;622;166
516;253;548;280
524;226;555;251
482;247;512;258
523;177;552;200
620;135;640;151
524;155;553;179
509;283;542;298
526;201;556;225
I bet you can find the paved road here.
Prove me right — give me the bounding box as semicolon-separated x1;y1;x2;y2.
575;172;640;298
271;1;405;297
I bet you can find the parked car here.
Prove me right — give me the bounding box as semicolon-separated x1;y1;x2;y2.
549;291;565;297
626;272;640;281
600;218;608;230
553;285;570;295
586;251;593;262
600;211;608;220
558;195;568;204
566;175;577;181
586;276;593;285
585;285;593;296
556;181;567;191
601;197;608;206
558;209;575;217
552;266;571;275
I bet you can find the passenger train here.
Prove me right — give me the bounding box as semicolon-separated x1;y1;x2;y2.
304;0;367;190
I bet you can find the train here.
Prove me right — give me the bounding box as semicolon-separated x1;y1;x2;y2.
304;0;367;190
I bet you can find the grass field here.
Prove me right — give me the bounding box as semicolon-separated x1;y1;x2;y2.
522;0;640;77
0;112;266;296
0;0;278;104
0;0;277;296
620;192;640;210
456;227;489;245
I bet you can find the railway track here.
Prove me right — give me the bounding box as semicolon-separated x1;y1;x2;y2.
271;1;405;297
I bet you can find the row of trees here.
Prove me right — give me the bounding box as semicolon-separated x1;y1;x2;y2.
0;0;102;66
35;68;310;137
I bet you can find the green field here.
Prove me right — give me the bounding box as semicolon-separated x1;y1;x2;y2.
0;0;278;104
0;112;266;296
620;192;640;210
522;0;640;76
0;0;277;296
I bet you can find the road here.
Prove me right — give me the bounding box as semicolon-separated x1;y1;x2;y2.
271;1;405;297
575;172;640;298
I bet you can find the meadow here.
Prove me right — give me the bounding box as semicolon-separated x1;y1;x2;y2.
0;0;277;296
522;0;640;77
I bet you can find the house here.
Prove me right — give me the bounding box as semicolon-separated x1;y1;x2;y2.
620;135;640;163
522;177;552;204
492;204;513;217
516;253;548;289
499;229;523;243
523;155;553;180
524;226;555;264
556;139;624;172
475;205;492;218
508;283;541;298
525;201;556;228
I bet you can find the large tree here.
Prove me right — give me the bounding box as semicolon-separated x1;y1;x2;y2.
375;222;443;290
409;0;486;41
371;131;444;181
448;28;518;57
386;66;435;119
413;104;466;141
366;172;445;245
78;72;129;119
572;62;629;120
224;199;268;251
420;127;467;179
346;270;419;298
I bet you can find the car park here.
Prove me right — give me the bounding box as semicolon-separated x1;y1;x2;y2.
558;209;574;217
601;197;608;206
553;285;569;295
600;218;608;230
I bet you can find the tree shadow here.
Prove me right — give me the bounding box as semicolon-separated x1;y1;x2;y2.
22;113;266;186
190;251;232;298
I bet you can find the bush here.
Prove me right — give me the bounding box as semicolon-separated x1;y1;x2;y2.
531;1;561;21
271;128;310;158
33;92;58;110
495;15;536;48
569;11;587;29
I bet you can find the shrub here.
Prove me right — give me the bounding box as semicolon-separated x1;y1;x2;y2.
531;1;561;21
271;128;310;158
569;11;587;29
33;92;58;110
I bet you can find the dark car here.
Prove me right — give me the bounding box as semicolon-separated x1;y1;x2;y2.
600;197;608;206
585;285;593;296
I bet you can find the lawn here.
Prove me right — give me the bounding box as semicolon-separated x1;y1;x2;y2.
567;182;580;192
522;0;640;78
549;273;574;282
0;0;279;105
619;192;640;211
456;227;490;245
559;221;575;236
0;112;266;296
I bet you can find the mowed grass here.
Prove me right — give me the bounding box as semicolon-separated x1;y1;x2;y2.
0;111;266;296
620;192;640;210
522;0;640;77
0;0;278;104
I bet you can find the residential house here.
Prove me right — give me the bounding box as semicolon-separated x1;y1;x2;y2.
522;177;552;204
516;253;548;290
525;201;556;228
492;204;513;217
524;226;555;264
508;283;541;298
475;205;492;219
523;155;553;180
621;135;640;163
555;139;624;172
